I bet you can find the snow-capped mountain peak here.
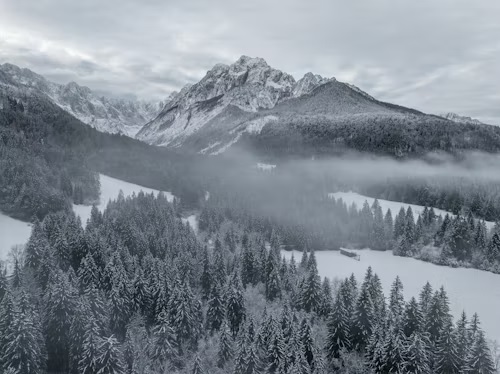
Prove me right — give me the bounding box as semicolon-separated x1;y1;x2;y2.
440;112;484;125
136;56;336;147
0;63;162;136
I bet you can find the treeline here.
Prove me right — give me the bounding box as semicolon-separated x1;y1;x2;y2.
1;192;496;373
200;185;500;273
362;176;500;222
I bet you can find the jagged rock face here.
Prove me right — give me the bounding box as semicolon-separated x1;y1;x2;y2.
136;56;333;147
440;112;484;125
0;63;162;136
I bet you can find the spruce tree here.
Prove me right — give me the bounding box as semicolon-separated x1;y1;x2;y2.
217;321;233;368
206;283;226;333
149;311;178;370
191;355;205;374
351;282;374;351
326;291;351;360
435;321;460;374
96;336;125;374
45;270;78;372
2;303;44;374
225;274;246;336
467;330;496;374
403;297;422;338
79;316;102;374
403;331;431;374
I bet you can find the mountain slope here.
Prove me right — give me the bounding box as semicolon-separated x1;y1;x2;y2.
0;63;162;136
136;56;334;147
137;56;500;157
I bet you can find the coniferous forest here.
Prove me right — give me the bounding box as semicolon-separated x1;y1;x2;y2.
2;69;500;374
0;192;497;374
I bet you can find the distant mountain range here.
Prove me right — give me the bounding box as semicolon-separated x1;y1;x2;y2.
439;112;485;126
0;63;162;136
137;56;500;157
2;58;500;158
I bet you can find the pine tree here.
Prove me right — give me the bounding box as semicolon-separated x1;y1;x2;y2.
403;297;422;338
206;283;226;333
96;336;125;374
299;319;316;372
191;355;205;374
266;322;287;374
226;274;246;336
389;276;405;323
0;290;16;366
486;233;500;263
79;316;102;374
435;321;460;374
384;209;394;242
455;311;470;373
394;207;407;238
379;325;406;374
467;330;496;374
266;263;282;301
2;303;44;374
326;291;351;360
217;321;233;368
300;252;322;313
78;252;100;290
403;331;431;374
372;200;386;250
149;311;178;370
45;270;78;372
418;282;433;322
200;246;213;299
351;281;374;351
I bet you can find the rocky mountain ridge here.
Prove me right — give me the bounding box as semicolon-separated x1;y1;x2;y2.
0;62;162;136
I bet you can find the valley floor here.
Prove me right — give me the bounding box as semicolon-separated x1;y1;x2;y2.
282;248;500;344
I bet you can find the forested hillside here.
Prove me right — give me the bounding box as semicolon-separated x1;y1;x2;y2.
0;84;204;221
1;192;496;373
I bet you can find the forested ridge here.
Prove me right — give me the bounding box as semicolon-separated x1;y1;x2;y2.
0;192;497;373
0;87;204;220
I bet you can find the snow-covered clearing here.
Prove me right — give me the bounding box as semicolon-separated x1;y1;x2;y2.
73;174;174;225
0;212;32;261
182;214;199;234
282;248;500;343
329;191;496;230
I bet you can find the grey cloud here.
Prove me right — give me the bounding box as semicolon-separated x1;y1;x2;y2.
0;0;498;124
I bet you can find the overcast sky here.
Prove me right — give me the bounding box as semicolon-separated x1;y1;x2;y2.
0;0;499;124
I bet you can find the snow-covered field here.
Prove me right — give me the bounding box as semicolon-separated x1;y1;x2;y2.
282;248;500;343
0;212;32;261
329;191;496;230
73;174;174;225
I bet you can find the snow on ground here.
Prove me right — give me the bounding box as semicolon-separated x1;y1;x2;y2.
282;248;500;343
182;214;199;234
329;191;496;230
73;174;174;226
256;163;277;171
0;212;32;261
